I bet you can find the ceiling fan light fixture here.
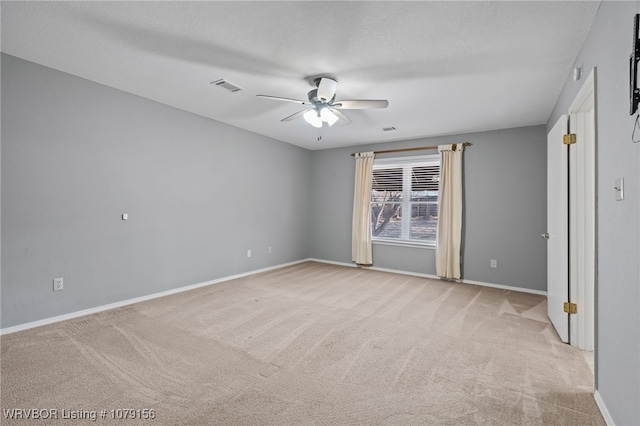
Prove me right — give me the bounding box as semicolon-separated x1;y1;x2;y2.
303;109;322;128
320;107;339;126
260;76;389;131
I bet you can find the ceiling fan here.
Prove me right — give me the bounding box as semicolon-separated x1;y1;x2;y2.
257;77;389;128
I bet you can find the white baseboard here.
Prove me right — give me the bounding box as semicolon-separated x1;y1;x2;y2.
307;258;357;268
369;265;439;280
462;279;546;296
594;390;616;426
308;258;546;296
309;257;438;280
0;259;308;336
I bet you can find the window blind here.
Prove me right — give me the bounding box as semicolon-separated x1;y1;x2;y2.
370;155;440;245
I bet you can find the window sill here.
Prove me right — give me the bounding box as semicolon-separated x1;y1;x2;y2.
372;240;436;250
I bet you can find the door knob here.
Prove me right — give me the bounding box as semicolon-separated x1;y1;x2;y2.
541;233;550;239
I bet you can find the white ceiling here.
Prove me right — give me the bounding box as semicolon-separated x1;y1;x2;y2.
1;1;600;150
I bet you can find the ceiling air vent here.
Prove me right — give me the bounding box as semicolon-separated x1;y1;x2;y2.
382;126;397;132
210;79;243;93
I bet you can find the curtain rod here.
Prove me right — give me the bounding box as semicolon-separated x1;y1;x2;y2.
350;142;471;157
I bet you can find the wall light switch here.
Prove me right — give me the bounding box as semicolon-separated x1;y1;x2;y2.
122;213;128;220
614;178;624;201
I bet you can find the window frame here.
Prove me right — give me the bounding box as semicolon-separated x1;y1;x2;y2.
370;154;440;248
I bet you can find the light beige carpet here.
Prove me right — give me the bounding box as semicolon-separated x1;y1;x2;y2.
1;262;604;425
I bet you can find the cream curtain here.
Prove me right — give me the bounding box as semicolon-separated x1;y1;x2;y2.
351;152;375;265
436;144;464;279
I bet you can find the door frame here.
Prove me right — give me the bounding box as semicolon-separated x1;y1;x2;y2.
568;68;596;352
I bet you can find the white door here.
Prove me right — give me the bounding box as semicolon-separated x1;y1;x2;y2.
547;114;569;343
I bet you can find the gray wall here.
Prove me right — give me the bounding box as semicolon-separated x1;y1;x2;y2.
1;54;311;328
547;2;640;424
310;126;547;292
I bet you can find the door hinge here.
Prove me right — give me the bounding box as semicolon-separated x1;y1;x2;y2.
563;133;577;145
563;302;578;314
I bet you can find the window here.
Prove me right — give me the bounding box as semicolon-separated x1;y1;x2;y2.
370;155;440;246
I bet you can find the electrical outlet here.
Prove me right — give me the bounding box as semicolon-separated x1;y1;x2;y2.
490;259;497;269
53;277;63;291
247;249;252;258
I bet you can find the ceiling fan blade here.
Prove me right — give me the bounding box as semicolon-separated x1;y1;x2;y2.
333;99;389;109
281;109;312;122
328;108;352;125
257;95;309;105
317;78;338;102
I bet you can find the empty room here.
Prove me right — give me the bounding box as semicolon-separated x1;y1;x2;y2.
1;2;638;425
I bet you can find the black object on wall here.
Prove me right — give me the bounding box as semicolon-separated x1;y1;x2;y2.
630;14;640;115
